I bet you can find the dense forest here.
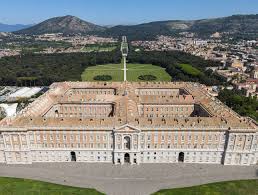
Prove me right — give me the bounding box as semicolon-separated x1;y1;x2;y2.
0;49;224;86
0;50;121;86
218;89;258;122
128;50;224;86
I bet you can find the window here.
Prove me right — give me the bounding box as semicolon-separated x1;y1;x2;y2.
97;135;100;141
37;134;40;141
124;136;130;150
13;136;18;142
154;135;158;142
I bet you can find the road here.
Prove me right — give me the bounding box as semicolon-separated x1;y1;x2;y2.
0;163;257;195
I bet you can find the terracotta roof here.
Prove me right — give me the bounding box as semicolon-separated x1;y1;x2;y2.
0;81;257;132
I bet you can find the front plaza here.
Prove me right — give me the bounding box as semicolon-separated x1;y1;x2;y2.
0;162;257;195
0;81;257;165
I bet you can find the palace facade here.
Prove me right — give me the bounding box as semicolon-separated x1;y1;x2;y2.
0;81;257;165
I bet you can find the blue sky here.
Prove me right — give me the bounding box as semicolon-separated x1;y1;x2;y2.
1;0;258;25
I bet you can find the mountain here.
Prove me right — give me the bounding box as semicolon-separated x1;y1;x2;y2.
15;15;106;35
15;14;258;40
0;23;32;32
102;14;258;40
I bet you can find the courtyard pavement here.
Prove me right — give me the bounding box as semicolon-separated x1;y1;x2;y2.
0;163;257;195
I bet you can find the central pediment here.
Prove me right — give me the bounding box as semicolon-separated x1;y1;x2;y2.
114;124;141;133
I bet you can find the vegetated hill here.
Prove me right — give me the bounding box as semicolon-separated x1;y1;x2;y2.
15;15;106;35
101;20;193;40
102;14;258;40
0;23;32;32
191;14;258;36
14;14;258;40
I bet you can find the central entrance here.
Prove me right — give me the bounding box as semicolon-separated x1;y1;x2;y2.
124;153;130;163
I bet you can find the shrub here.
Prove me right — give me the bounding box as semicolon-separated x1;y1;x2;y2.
138;75;157;81
93;75;112;81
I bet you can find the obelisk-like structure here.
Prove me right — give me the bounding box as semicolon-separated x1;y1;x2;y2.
121;36;128;81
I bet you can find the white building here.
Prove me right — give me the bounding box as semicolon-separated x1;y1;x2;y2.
0;82;257;165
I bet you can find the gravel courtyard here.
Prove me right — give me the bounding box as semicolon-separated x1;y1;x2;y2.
0;163;257;195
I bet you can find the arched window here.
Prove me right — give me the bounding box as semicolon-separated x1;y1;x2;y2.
55;110;59;117
124;136;131;150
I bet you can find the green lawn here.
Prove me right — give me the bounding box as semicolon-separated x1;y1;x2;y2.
153;180;258;195
81;63;171;82
179;63;203;77
0;177;104;195
81;45;117;52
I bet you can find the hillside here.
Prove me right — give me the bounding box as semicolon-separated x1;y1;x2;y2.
103;14;258;40
191;14;258;36
15;15;106;35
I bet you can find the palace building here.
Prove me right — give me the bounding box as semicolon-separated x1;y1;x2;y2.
0;81;257;165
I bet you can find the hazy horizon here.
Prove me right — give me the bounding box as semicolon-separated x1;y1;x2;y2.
0;0;258;25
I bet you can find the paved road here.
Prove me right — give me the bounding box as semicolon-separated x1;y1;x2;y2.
0;163;257;195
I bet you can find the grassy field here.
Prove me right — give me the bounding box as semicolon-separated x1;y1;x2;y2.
153;180;258;195
178;63;203;77
81;44;117;52
81;63;171;81
0;177;103;195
